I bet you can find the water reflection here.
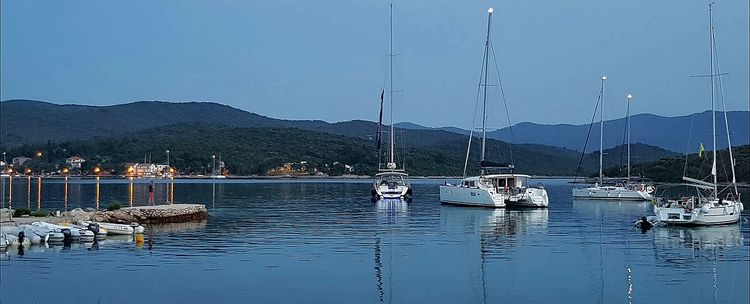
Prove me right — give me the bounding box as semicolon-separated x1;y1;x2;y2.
440;206;549;237
653;224;744;267
572;199;652;218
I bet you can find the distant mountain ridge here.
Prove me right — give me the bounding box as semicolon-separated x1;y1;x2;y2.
2;99;747;154
396;111;750;153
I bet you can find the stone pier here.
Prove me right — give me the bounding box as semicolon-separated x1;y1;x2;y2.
90;204;209;224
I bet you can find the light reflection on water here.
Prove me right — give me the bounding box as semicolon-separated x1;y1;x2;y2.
0;178;748;303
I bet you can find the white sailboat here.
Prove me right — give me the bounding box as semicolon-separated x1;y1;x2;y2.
439;7;548;208
372;3;412;201
653;3;743;226
572;79;654;201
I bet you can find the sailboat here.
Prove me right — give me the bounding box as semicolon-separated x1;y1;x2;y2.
439;7;548;208
652;3;743;225
572;79;655;201
371;3;412;201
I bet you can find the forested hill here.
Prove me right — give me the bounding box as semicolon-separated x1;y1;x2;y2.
3;100;747;155
605;145;750;183
5;123;677;177
0;99;376;147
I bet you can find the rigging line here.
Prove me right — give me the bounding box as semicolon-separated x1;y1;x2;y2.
619;108;628;176
573;87;603;183
711;12;738;193
489;41;515;164
463;40;490;178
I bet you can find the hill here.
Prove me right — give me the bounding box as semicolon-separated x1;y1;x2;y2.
4;123;677;177
0;99;376;147
604;145;750;183
3;100;747;155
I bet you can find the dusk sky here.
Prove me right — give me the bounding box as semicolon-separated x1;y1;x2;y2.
2;0;748;129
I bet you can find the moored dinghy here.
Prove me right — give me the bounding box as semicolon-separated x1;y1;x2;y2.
91;222;136;235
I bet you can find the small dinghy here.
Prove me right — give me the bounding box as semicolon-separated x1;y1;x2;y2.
91;222;135;235
21;227;43;245
3;234;31;246
0;234;9;249
32;221;91;242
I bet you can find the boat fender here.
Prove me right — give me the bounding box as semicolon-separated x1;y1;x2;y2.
17;231;25;244
134;226;145;234
700;205;711;214
740;203;744;212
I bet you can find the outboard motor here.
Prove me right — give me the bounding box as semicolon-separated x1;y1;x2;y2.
87;223;100;235
17;231;25;245
61;228;72;249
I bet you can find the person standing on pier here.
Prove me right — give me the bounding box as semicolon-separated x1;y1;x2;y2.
148;180;155;205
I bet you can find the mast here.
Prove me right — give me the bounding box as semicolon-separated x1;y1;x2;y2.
480;8;493;163
388;3;395;166
712;6;739;196
709;3;718;197
599;76;606;184
626;94;632;180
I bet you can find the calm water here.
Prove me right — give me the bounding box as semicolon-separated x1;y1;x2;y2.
1;178;748;303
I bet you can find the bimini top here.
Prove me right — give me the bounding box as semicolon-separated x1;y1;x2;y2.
375;171;409;177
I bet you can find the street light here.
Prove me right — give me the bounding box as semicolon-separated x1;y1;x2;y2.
61;167;69;175
93;166;101;175
35;151;43;158
166;150;170;167
212;155;216;175
24;168;32;175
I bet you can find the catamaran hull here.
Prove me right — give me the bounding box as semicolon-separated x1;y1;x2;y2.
653;202;743;226
507;188;549;207
439;185;506;208
572;187;652;201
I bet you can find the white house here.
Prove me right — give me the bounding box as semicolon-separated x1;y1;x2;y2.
66;156;86;169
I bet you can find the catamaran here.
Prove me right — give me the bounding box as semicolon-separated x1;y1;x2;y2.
372;3;411;201
439;7;548;208
572;79;655;201
652;3;743;226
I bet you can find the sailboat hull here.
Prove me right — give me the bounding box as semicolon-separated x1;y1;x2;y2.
439;185;506;208
653;199;743;226
572;186;652;201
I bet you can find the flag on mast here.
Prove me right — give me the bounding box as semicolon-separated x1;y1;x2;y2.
376;89;385;152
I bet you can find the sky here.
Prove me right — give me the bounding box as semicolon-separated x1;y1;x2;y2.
1;0;748;129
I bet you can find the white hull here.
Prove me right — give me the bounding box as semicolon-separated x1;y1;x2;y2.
653;199;743;226
506;188;549;207
92;222;135;235
375;184;410;199
572;186;652;201
439;185;506;208
373;171;411;200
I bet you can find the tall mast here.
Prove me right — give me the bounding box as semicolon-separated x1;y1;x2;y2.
388;3;395;166
626;93;632;180
709;3;717;197
480;8;493;162
712;5;739;195
599;76;606;184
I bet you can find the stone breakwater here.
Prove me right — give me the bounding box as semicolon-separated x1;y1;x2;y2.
90;204;209;224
